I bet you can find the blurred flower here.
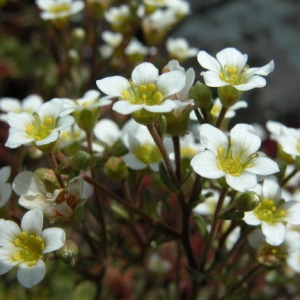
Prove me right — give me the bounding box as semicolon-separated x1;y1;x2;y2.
13;172;87;222
63;90;111;132
104;4;133;32
190;123;279;192
121;119;172;172
99;31;123;58
244;177;300;245
197;47;274;91
5;98;74;152
36;0;85;20
0;166;12;207
0;208;65;288
248;228;300;267
0;94;43;122
166;37;198;63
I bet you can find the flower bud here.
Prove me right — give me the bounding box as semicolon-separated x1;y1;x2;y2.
132;109;159;125
56;240;78;266
69;151;91;171
234;191;260;212
190;82;213;109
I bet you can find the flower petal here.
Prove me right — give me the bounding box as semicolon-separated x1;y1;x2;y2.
132;62;159;85
17;259;46;288
113;101;144;114
197;51;221;72
156;70;186;97
262;222;286;246
191;151;224;179
226;172;257;192
0;248;18;275
42;228;66;253
247;157;279;175
96;76;130;97
21;209;43;235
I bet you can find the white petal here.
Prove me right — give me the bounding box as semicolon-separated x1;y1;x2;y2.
262;222;286;246
217;48;248;72
5;130;34;148
201;71;227;87
247;228;265;249
247;157;279;175
113;101;144;114
285;202;300;224
7;112;34;130
13;171;47;196
123;153;146;170
156;70;186;97
144;99;177;113
197;51;221;72
0;166;11;184
261;177;281;200
42;228;66;253
243;211;261;226
35;130;59;146
235;76;266;91
131;62;159;85
199;124;228;154
0;248;17;274
191;151;224;179
226;172;257;192
56;115;75;131
17;259;46;288
245;60;275;76
96;76;130;97
0;183;12;207
94;119;120;145
39;98;63;120
230;123;261;157
0;220;20;246
21;209;43;235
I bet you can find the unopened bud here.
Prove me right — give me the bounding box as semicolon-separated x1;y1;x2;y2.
234;191;260;212
190;82;212;109
69;151;91;171
56;240;78;266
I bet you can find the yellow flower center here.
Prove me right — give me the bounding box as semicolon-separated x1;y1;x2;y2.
122;82;164;106
12;232;45;267
254;198;286;225
181;147;197;158
257;243;287;266
297;141;300;154
48;4;71;14
134;143;161;165
216;146;257;177
219;64;249;85
25;114;57;141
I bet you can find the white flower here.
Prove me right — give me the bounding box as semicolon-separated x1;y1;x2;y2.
197;47;274;91
190;123;279;192
0;95;43;122
96;62;186;115
248;228;300;267
99;31;123;58
59;123;85;149
0;166;12;207
94;119;121;147
36;0;85;20
121;119;172;172
5;98;74;150
13;171;86;221
62;90;112;115
244;177;300;246
125;38;149;56
0;208;65;288
166;37;198;61
104;4;131;27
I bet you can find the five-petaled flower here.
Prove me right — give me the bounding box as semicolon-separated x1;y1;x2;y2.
244;177;300;246
96;62;186;124
197;47;274;91
190;123;279;192
5;98;74;152
0;208;65;288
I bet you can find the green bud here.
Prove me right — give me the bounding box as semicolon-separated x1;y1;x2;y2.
110;203;130;220
69;151;91;171
104;156;129;180
217;86;243;108
190;82;213;109
56;240;78;266
164;110;190;136
71;28;86;41
234;191;260;212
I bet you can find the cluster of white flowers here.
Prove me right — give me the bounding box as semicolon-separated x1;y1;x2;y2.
1;21;300;289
